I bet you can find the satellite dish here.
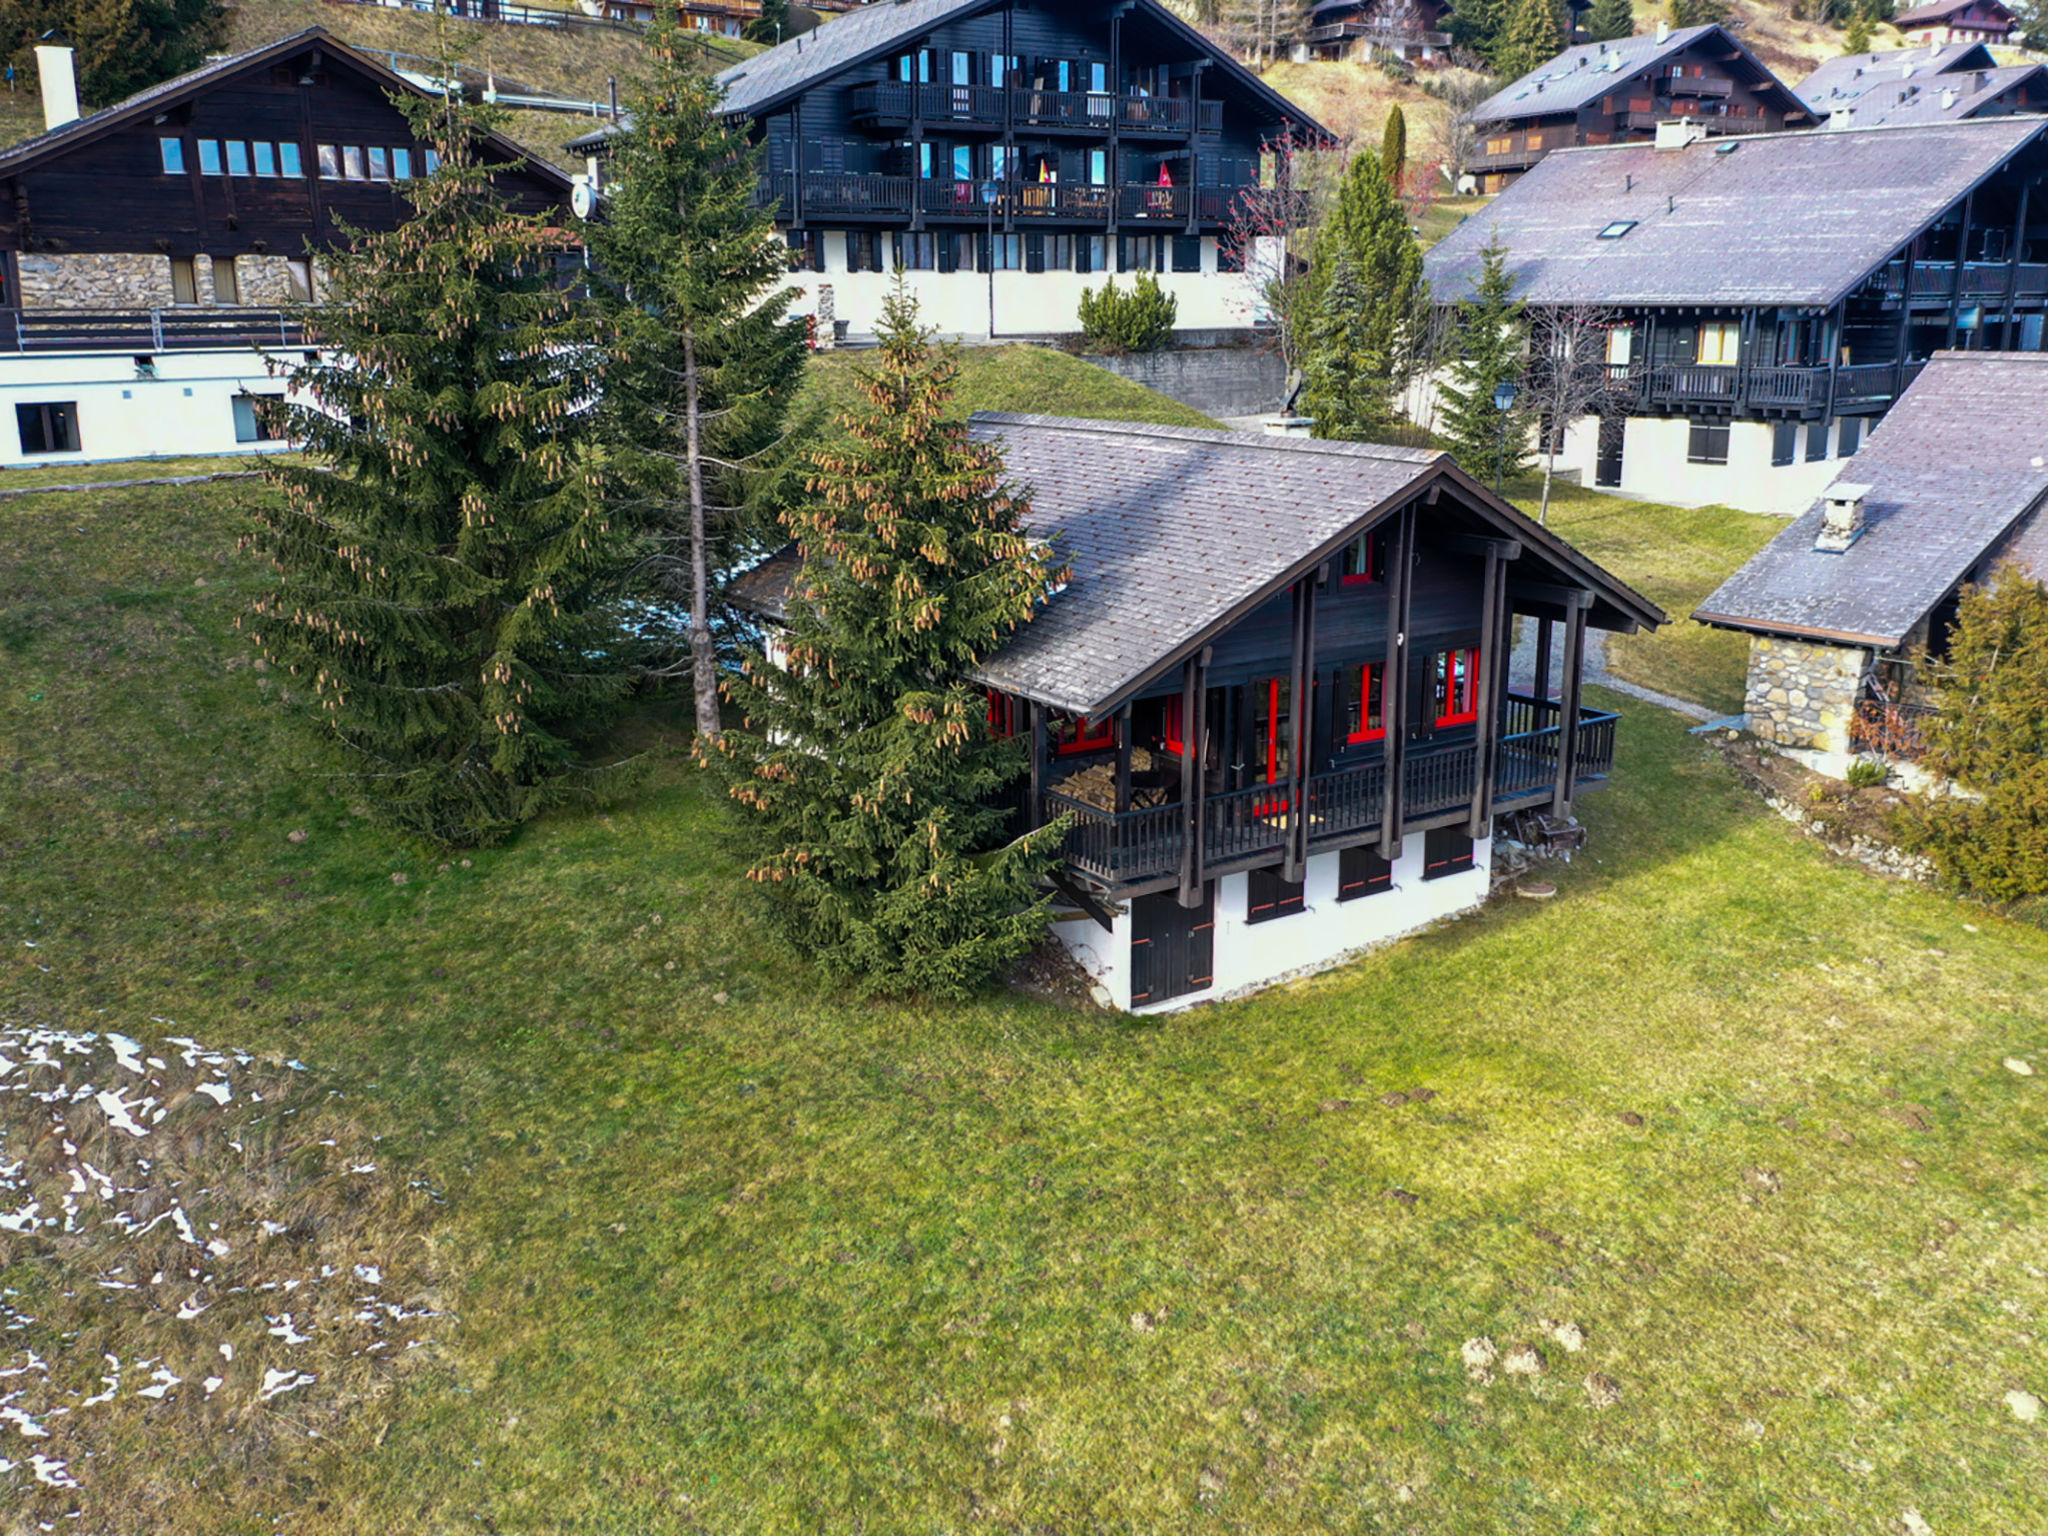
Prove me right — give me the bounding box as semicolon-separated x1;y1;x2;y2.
571;178;598;220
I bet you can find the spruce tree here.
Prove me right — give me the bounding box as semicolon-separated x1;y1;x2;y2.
1436;235;1532;485
1493;0;1567;78
6;0;225;107
1300;252;1389;440
1380;104;1407;191
743;0;790;45
1904;566;2048;901
1669;0;1729;26
586;5;807;740
1843;12;1874;51
245;93;643;849
703;285;1069;998
1449;0;1508;64
1302;149;1423;434
1584;0;1636;42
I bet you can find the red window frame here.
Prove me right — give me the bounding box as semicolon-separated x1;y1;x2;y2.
986;689;1020;739
1162;694;1187;755
1052;711;1115;756
1253;678;1293;816
1340;528;1385;586
1343;664;1386;744
1434;648;1480;727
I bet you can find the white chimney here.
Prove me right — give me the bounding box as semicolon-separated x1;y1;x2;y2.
34;35;79;132
1655;18;1671;43
1654;118;1710;151
1940;86;1958;110
1815;482;1870;553
1829;105;1856;131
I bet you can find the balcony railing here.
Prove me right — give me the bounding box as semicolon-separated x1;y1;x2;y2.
1303;22;1451;45
1607;359;1925;415
1665;75;1734;97
0;306;308;354
849;81;1211;135
1863;260;2048;301
1043;701;1620;889
754;173;1223;225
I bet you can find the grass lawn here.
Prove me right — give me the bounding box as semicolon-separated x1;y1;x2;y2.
4;475;2046;1532
1417;194;1491;252
800;344;1221;431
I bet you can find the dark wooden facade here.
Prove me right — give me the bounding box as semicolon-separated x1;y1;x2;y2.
0;29;568;335
728;0;1314;253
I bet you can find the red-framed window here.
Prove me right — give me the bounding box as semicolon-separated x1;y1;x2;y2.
1252;678;1293;815
1433;647;1480;727
1340;664;1385;744
986;689;1021;739
1051;711;1115;755
1162;694;1187;755
1340;528;1385;585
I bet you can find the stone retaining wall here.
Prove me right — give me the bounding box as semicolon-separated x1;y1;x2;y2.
1077;344;1287;419
17;253;181;309
1745;634;1866;754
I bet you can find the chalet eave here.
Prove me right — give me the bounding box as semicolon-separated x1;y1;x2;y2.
1688;608;1908;649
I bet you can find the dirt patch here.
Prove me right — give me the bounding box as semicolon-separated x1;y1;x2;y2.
1007;937;1104;1011
1713;737;1934;882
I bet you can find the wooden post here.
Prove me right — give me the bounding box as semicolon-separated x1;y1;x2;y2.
1284;570;1320;882
1894;233;1916;399
1028;701;1047;832
1551;592;1589;816
1378;504;1415;861
1946;189;1974;352
1115;702;1132;814
1178;654;1203;908
1467;545;1503;840
2006;180;2031;350
1532;614;1552;703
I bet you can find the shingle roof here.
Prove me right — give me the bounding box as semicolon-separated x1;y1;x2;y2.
1463;24;1808;127
711;0;1322;133
1695;352;2048;648
1799;54;2046;126
0;28;568;188
1795;41;1996;116
732;414;1662;716
1423;116;2048;308
1895;0;2013;25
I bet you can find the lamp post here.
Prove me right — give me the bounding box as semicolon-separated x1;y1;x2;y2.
1492;377;1519;498
981;177;1001;339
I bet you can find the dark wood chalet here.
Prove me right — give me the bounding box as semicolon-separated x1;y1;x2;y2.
1299;0;1452;63
1895;0;2016;46
0;28;569;356
1424;117;2048;514
709;0;1320;272
1463;23;1813;192
733;414;1663;1011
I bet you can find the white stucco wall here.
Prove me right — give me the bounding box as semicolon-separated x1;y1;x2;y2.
1055;836;1493;1015
1546;412;1867;517
0;348;311;470
789;233;1257;341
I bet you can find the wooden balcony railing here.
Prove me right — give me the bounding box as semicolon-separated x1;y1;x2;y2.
753;173;1227;225
1042;702;1620;889
1607;358;1926;416
1665;75;1734;97
1303;21;1451;45
850;82;1210;135
0;306;308;354
1864;260;2048;301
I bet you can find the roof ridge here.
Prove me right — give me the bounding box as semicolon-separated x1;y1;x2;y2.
969;411;1444;466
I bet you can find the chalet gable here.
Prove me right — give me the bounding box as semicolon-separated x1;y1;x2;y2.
1464;24;1812;130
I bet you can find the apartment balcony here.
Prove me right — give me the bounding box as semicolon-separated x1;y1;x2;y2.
1664;74;1735;97
849;81;1220;136
1859;259;2048;304
754;172;1233;227
1303;22;1451;47
0;306;309;354
1467;145;1544;174
1605;359;1927;415
1042;697;1618;892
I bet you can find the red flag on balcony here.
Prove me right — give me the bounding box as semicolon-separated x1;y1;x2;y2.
1157;163;1173;187
1039;158;1053;183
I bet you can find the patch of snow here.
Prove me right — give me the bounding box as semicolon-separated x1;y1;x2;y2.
194;1082;231;1105
258;1369;315;1402
93;1090;149;1138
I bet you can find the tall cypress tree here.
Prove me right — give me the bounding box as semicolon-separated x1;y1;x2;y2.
1380;104;1407;190
585;4;807;740
246;93;643;848
1583;0;1635;42
703;285;1069;998
1437;236;1531;484
1302;149;1422;433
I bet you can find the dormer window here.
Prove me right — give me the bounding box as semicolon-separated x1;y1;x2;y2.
1598;219;1638;239
1340;527;1385;584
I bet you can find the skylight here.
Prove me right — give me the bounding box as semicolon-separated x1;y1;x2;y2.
1597;220;1638;240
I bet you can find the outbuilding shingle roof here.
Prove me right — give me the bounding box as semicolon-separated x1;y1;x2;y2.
1795;41;1996;117
1800;57;2046;126
732;414;1663;716
1463;24;1808;127
1694;352;2048;648
1423;116;2048;308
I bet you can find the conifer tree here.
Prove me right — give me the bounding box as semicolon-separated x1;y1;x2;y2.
1436;235;1531;484
703;285;1070;998
743;0;790;45
5;0;225;107
1494;0;1567;79
1583;0;1636;42
1380;104;1407;190
1904;565;2048;901
1843;11;1873;51
1449;0;1509;64
245;92;643;848
1302;149;1422;433
586;5;807;740
1300;251;1390;440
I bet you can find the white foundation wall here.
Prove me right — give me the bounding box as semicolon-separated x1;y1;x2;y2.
1548;412;1863;516
1054;836;1493;1015
0;349;310;470
789;235;1257;340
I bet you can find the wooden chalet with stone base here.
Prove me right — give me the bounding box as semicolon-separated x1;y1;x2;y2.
733;415;1663;1013
1695;351;2048;777
0;28;566;470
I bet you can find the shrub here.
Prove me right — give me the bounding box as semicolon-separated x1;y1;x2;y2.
1845;758;1889;789
1077;272;1179;354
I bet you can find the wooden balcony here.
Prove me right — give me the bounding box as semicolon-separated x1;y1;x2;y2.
0;306;309;354
755;173;1229;227
1606;359;1925;416
1664;75;1734;97
1303;21;1451;46
1042;698;1619;891
849;82;1217;136
1858;260;2048;304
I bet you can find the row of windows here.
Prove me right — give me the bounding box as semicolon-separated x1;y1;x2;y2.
1688;415;1865;467
14;392;286;457
164;254;315;306
161;136;439;183
1245;830;1474;925
802;230;1205;276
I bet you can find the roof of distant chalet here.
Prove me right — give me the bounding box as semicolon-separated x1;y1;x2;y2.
712;0;1323;133
1463;24;1812;128
0;28;568;188
1894;0;2015;27
1796;40;1996;115
731;414;1663;717
1695;352;2048;649
1821;61;2048;126
1423;115;2048;309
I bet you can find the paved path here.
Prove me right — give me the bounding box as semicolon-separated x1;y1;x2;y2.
1506;619;1717;723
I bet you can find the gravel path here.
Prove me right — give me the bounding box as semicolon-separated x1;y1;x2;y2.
1507;619;1718;723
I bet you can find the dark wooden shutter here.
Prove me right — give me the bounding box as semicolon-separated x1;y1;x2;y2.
1129;885;1214;1006
1246;866;1305;924
938;234;958;273
1422;827;1475;881
1171;235;1201;273
1338;845;1393;901
1025;232;1045;274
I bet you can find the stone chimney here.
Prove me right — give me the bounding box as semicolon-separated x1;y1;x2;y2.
1815;482;1870;553
33;33;79;132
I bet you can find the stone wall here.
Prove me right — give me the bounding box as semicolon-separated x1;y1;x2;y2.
1744;634;1867;754
17;253;179;309
1077;344;1287;419
235;256;303;307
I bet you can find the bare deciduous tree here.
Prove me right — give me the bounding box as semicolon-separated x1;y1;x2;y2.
1526;302;1623;525
1221;130;1338;407
1421;66;1496;191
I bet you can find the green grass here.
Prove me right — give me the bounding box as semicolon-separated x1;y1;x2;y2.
1523;476;1783;715
4;477;2046;1532
800;343;1222;430
0;452;290;490
1417;193;1491;251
